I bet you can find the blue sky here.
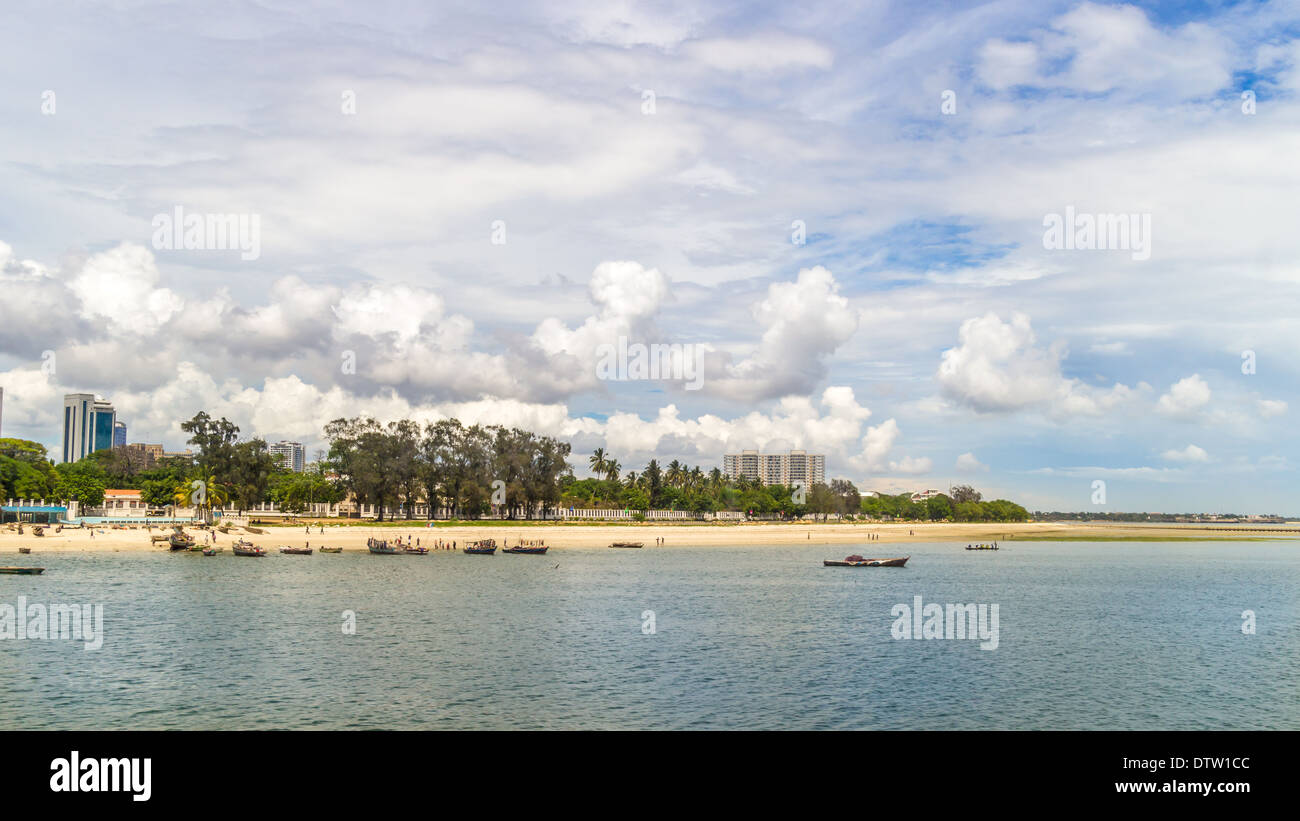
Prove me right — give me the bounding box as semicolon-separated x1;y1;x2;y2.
0;0;1296;513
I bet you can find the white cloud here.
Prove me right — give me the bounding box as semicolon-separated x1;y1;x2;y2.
1160;444;1209;463
1156;374;1211;417
1258;399;1287;419
956;452;988;471
69;243;184;336
680;34;833;73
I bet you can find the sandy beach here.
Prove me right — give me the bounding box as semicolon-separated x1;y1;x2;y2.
2;519;1296;553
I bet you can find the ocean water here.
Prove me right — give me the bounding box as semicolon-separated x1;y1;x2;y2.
1;541;1296;730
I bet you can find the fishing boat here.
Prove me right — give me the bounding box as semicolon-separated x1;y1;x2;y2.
403;546;428;554
368;538;399;555
232;540;266;557
965;544;999;550
202;547;219;556
503;545;549;554
279;545;312;555
0;566;44;575
463;539;497;555
168;527;196;551
319;546;342;553
18;547;31;554
823;554;909;568
609;541;643;548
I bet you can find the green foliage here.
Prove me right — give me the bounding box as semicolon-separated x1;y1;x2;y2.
860;489;1028;522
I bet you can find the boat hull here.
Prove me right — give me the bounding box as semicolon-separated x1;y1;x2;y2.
503;547;549;554
609;542;643;548
0;567;44;574
824;556;909;567
463;547;496;554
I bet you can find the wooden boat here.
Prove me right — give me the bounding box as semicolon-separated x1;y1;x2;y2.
18;547;31;554
279;545;312;555
0;566;44;575
368;538;399;555
319;546;342;553
463;539;497;555
202;547;219;556
609;541;643;548
503;545;549;554
964;544;999;550
232;540;265;557
403;546;429;554
823;554;909;568
168;530;196;551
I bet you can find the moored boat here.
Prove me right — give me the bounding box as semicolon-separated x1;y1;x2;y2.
609;541;643;548
202;547;219;556
503;545;549;554
965;544;999;550
403;546;429;554
0;566;44;575
279;545;313;555
18;547;31;554
232;539;266;557
463;539;497;554
368;538;399;555
823;554;909;568
168;527;196;551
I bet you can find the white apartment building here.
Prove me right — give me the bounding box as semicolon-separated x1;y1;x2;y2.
722;449;826;487
268;440;306;472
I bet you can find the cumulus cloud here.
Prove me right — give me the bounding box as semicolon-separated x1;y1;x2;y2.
1258;399;1287;419
936;312;1134;418
1155;374;1211;418
1161;444;1209;463
69;243;184;336
956;452;988;471
707;266;859;402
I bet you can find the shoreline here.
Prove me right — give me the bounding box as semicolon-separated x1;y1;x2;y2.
2;520;1296;553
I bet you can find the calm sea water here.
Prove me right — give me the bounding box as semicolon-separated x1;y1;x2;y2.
1;541;1296;730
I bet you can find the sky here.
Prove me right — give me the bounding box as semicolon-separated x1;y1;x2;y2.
0;0;1296;514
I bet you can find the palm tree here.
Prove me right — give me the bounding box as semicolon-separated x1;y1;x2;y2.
604;458;621;482
666;459;684;488
623;471;638;488
172;474;230;523
589;448;607;478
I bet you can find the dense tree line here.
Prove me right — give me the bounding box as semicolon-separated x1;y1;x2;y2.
324;416;572;521
860;490;1030;522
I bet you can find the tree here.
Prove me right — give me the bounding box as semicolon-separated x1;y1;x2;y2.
173;474;230;522
951;484;982;504
180;412;242;480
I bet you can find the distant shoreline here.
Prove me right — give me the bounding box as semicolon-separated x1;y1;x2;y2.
3;520;1296;553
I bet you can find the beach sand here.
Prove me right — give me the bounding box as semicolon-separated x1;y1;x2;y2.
1;520;1295;553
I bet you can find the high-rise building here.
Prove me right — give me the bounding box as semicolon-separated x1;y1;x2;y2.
722;449;825;487
62;393;116;463
113;420;127;448
268;440;306;472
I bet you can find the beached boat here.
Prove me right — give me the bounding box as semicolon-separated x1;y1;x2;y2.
609;541;643;548
463;539;497;555
168;529;196;551
279;545;312;555
368;538;399;555
403;546;428;554
0;566;44;575
823;554;909;568
18;547;31;554
503;545;549;554
232;540;266;557
319;546;342;553
202;547;219;556
965;544;999;550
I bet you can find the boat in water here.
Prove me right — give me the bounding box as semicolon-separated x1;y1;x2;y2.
463;539;497;555
823;554;909;568
609;541;643;548
232;540;266;557
504;544;549;554
965;544;999;550
279;545;313;555
202;547;221;556
168;527;196;551
368;538;399;554
18;547;31;554
319;546;342;553
403;546;428;554
0;566;44;575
